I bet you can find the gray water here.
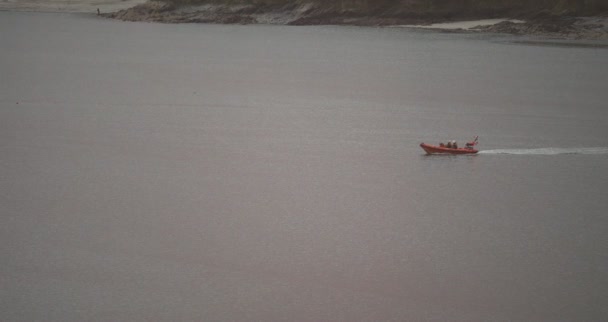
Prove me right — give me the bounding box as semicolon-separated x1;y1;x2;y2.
2;12;608;321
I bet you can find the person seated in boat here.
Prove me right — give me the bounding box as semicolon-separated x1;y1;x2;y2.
453;141;458;149
465;136;478;149
446;141;452;148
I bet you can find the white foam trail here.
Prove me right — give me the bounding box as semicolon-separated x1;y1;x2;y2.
479;147;608;155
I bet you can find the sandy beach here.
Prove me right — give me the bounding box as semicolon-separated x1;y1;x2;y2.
400;18;525;30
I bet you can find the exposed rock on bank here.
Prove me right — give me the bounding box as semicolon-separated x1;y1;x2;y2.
103;1;412;25
104;1;258;24
103;1;608;40
473;15;608;40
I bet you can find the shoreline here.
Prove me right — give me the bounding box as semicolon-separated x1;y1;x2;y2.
102;1;608;41
1;0;607;40
399;19;526;30
0;0;147;13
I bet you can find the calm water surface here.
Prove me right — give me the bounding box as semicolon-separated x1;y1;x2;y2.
1;12;608;321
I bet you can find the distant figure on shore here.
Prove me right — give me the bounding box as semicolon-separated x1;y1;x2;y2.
97;8;100;15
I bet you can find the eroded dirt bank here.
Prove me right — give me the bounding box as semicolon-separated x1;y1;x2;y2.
102;1;608;40
2;0;606;40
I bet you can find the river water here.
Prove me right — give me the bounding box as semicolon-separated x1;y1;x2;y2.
2;12;608;321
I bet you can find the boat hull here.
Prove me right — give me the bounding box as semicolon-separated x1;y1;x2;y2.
420;143;478;155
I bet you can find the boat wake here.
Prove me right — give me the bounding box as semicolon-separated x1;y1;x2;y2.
479;147;608;155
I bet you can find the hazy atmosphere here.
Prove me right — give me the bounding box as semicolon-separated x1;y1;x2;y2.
2;1;608;321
